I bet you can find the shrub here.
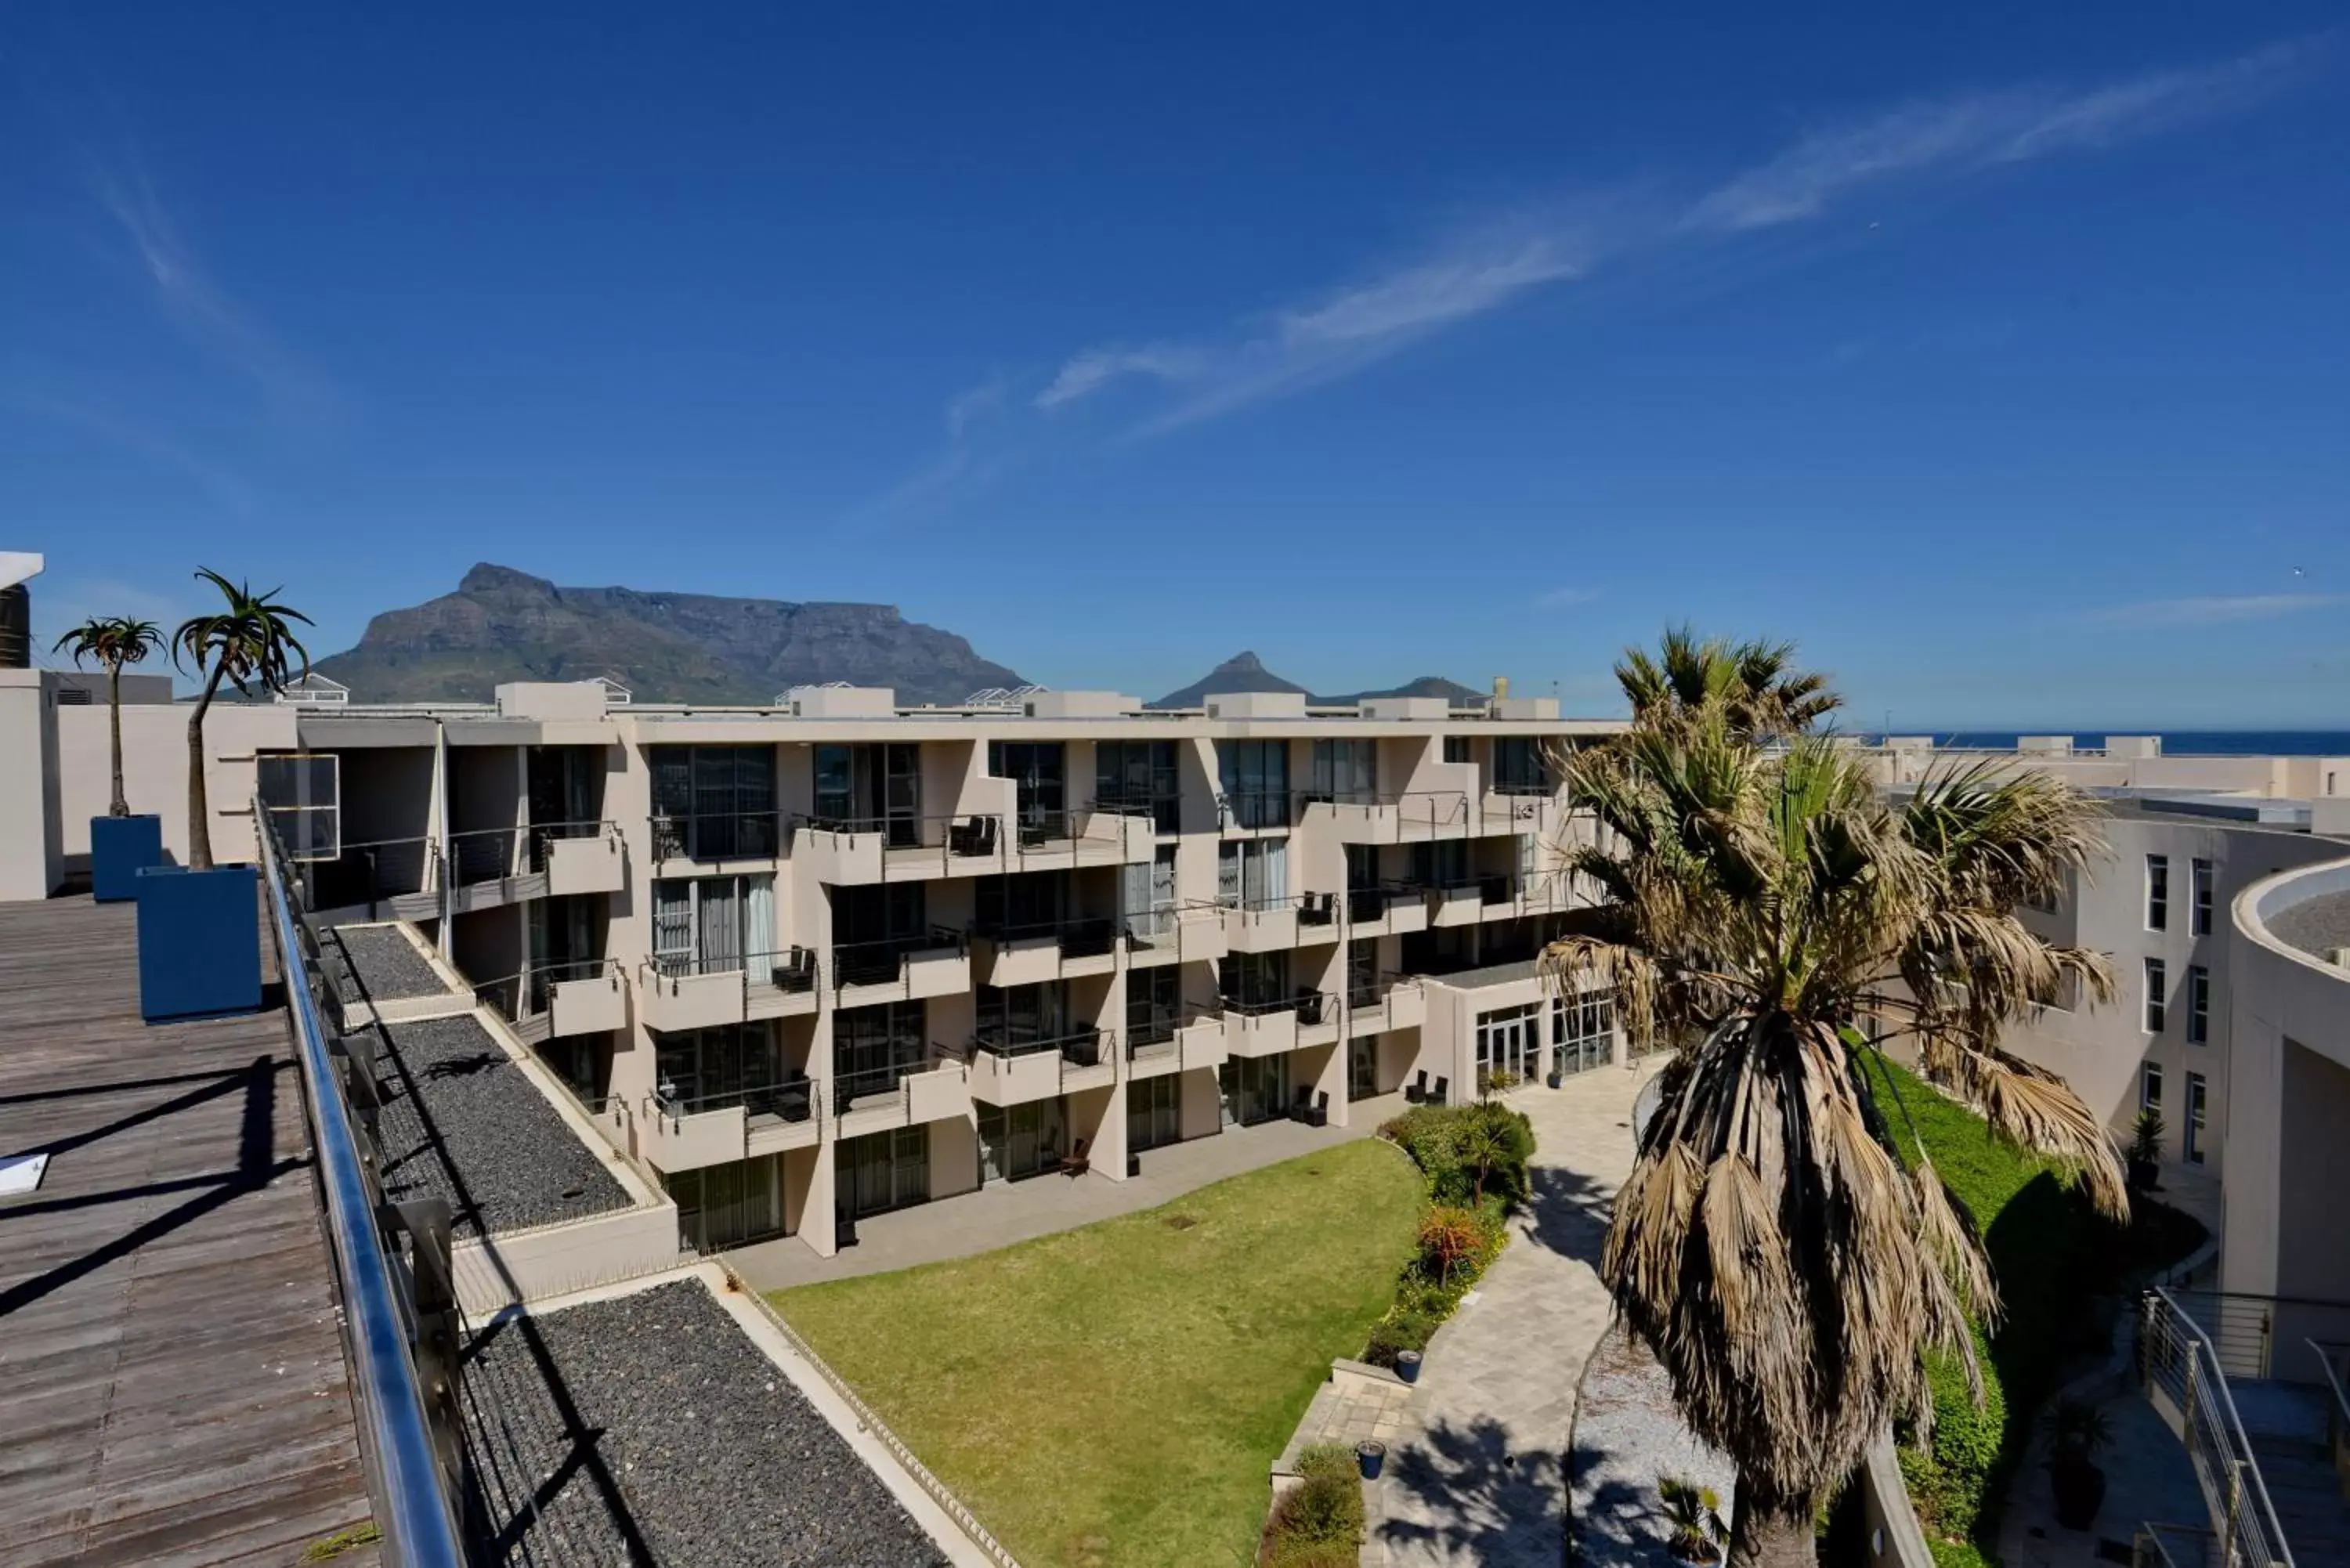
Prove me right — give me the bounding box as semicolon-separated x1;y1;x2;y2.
1261;1451;1365;1566
1382;1102;1535;1207
1896;1324;2008;1538
1362;1309;1437;1368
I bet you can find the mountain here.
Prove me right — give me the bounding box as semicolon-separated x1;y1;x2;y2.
1147;651;1314;710
1148;653;1487;710
1318;674;1488;707
313;563;1025;706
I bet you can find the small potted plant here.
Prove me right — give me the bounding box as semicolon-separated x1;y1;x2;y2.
1355;1440;1386;1480
2046;1397;2112;1530
1658;1476;1726;1563
1395;1349;1423;1384
134;572;310;1022
52;616;165;901
2126;1108;2164;1193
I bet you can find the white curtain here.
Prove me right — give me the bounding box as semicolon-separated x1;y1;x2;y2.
744;875;776;985
1263;839;1288;905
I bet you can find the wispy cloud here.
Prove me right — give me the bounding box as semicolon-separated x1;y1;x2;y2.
2094;592;2350;628
1036;224;1590;432
1682;38;2319;233
877;36;2319;508
1536;586;1602;609
79;139;334;423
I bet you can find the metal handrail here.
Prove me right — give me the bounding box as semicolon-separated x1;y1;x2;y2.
2309;1338;2350;1445
830;927;967;992
257;810;467;1567
647;807;788;862
650;1080;819;1129
2142;1288;2295;1568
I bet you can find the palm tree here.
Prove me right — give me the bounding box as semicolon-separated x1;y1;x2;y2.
1545;641;2120;1568
1613;625;1842;740
172;571;312;871
52;616;164;818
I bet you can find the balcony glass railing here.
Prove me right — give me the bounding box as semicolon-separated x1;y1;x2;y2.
830;927;967;990
649;809;786;862
831;1060;934;1118
526;818;618;872
653;1078;818;1127
967;1025;1108;1068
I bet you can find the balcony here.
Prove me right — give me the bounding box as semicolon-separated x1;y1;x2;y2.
1123;904;1230;968
1224;994;1318;1058
638;947;820;1032
996;806;1155;869
1222;892;1338;953
1217;790;1296;835
1294;992;1342;1049
1426;879;1485;927
537;821;627;897
443;826;525;914
1343;883;1430;937
956;1027;1115;1106
794;812;1009;883
831;929;971;1007
970;916;1123;988
1126;1007;1229;1079
831;1058;973;1138
1477;874;1577;923
647;809;787;871
294;834;440;924
1347;973;1426;1035
639;1081;821;1173
530;958;629;1040
1480;786;1557;839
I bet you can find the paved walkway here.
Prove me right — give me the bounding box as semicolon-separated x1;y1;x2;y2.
1372;1061;1662;1568
731;1093;1409;1290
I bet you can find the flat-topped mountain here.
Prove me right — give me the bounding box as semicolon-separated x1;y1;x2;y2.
1148;652;1485;710
313;563;1025;706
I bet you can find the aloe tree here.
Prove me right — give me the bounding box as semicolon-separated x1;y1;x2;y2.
52;616;164;817
1546;636;2120;1568
172;570;312;870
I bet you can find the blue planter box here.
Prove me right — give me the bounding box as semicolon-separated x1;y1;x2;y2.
135;865;262;1023
90;815;164;902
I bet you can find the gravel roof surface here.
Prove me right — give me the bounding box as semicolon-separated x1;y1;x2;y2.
2267;890;2350;962
1569;1324;1736;1568
324;923;454;1003
461;1280;952;1567
372;1013;631;1239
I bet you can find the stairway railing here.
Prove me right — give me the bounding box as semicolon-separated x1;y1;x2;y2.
2141;1287;2296;1568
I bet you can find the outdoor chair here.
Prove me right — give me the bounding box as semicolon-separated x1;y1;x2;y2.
1405;1071;1428;1104
1059;1137;1090;1178
1432;1076;1450;1104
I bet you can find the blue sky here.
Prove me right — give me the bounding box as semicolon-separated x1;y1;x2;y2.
5;5;2345;726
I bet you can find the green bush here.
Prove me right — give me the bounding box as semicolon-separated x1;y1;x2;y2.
1381;1103;1535;1207
1897;1334;2008;1538
1362;1310;1437;1368
1261;1448;1365;1566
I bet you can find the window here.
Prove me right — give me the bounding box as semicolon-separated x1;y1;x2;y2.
2191;858;2214;935
813;743;920;843
1218;837;1289;909
977;981;1069;1046
2185;1072;2207;1165
652;874;778;981
1307;739;1378;804
1552;989;1615;1076
256;753;341;861
1475;1002;1543;1088
649;745;778;859
833;1001;928;1112
1220;950;1291;1009
1218;740;1291;829
653;1022;783;1112
1443;735;1471;765
2187;965;2210;1045
1127;966;1181;1046
989;742;1067;840
838;1125;929;1216
1094;740;1181;833
1412;838;1470;889
1492;737;1549;794
2142;957;2166;1033
667;1154;783;1251
1126;1076;1180;1153
2145;854;2169;931
2139;1060;2163;1111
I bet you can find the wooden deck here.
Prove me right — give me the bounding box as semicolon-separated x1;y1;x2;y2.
0;894;378;1566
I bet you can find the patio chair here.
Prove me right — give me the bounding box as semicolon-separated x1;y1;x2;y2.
1289;1084;1316;1122
1405;1071;1428;1104
1432;1075;1450;1105
1059;1137;1090;1178
1302;1091;1329;1129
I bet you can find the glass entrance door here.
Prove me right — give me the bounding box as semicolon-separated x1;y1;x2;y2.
1350;1035;1376;1099
1476;1003;1541;1090
979;1100;1068;1181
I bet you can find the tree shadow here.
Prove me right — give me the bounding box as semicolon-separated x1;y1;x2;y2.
1379;1413;1567;1566
1520;1158;1618;1268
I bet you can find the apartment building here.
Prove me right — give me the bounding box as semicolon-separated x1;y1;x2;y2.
1869;735;2350;1303
2;669;1629;1261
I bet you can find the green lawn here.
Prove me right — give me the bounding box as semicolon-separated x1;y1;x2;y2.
770;1139;1426;1568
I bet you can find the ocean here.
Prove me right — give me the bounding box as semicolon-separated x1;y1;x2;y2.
1861;732;2350;756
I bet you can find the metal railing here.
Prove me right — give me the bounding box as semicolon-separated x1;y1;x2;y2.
2135;1524;2222;1568
831;928;968;992
796;811;1007;867
298;833;438;915
649;1079;819;1129
2140;1288;2295;1568
648;807;787;862
972;915;1123;960
2312;1339;2350;1481
831;1060;944;1118
1217;790;1295;831
2168;1291;2350;1382
526;817;619;872
964;1025;1108;1068
649;945;818;989
444;825;520;887
255;807;468;1567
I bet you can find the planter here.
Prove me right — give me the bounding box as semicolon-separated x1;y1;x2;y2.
2128;1158;2160;1192
90;815;164;902
1357;1440;1386;1481
1546;1071;1564;1090
133;864;262;1022
1395;1350;1423;1385
1126;1153;1141;1179
835;1215;859;1251
2050;1454;2106;1530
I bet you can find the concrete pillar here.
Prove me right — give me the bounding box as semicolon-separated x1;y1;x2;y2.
0;671;62;901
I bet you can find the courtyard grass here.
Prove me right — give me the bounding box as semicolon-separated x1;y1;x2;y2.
769;1138;1425;1568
